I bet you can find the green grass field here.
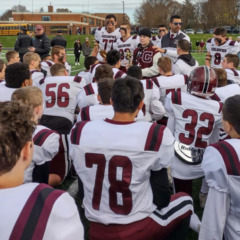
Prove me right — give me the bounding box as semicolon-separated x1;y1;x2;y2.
0;34;218;240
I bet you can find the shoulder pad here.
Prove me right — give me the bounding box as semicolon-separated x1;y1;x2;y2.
207;38;212;43
132;35;138;40
229;40;236;46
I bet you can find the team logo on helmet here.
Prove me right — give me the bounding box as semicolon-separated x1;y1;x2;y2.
188;66;218;97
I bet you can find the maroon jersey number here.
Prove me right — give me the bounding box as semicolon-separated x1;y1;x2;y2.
214;53;221;65
179;109;214;148
102;39;115;51
86;153;133;215
45;83;70;108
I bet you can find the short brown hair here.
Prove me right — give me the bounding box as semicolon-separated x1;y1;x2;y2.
95;64;114;82
214;28;227;37
11;86;43;109
0;101;35;176
51;45;65;59
213;68;227;87
225;54;239;69
178;39;190;52
157;56;172;73
98;78;114;104
6;50;18;62
50;63;66;76
23;52;40;66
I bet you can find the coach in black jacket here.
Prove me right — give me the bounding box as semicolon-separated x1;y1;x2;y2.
51;30;67;48
14;27;33;62
28;25;51;60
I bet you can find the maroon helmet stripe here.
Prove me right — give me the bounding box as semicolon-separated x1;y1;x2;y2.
211;141;240;176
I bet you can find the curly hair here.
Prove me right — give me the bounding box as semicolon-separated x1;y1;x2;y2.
0;101;35;175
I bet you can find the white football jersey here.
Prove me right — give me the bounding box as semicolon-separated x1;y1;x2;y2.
151;36;161;47
165;91;222;179
70;120;174;224
206;38;240;68
113;35;139;67
77;71;91;84
24;125;60;183
225;68;240;84
77;104;144;122
0;183;84;240
88;63;102;84
0;85;17;101
39;75;86;122
152;74;188;105
94;27;121;62
76;82;98;109
30;69;44;87
112;67;127;79
140;79;166;121
200;139;240;240
41;60;72;76
211;84;240;103
172;58;199;76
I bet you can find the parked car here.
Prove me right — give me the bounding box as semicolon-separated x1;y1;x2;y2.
196;29;203;34
185;28;195;34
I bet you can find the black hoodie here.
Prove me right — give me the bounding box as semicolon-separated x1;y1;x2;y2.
178;54;196;66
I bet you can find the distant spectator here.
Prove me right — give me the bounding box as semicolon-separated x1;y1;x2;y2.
28;25;51;59
5;50;20;65
196;40;200;52
14;26;33;62
74;39;82;65
51;30;67;48
151;25;168;46
199;39;205;54
82;37;91;59
0;41;2;57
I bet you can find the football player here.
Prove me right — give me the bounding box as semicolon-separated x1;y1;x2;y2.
165;66;222;197
132;28;162;78
0;101;84;239
11;87;60;185
206;28;240;68
0;63;32;101
93;14;121;63
151;25;168;47
41;45;71;76
172;39;199;76
127;65;166;122
23;52;44;87
70;76;193;240
222;53;240;84
112;23;139;72
77;64;113;109
199;95;240;240
106;49;127;78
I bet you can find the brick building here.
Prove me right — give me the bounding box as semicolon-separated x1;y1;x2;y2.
12;5;106;35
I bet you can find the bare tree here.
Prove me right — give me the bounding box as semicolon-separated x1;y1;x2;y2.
0;10;13;21
12;5;29;12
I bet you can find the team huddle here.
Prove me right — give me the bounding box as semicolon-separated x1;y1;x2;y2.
0;13;240;240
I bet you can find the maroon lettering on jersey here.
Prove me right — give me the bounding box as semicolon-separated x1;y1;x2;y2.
146;79;153;89
171;89;182;105
9;184;64;240
81;106;90;121
33;129;56;146
142;51;154;63
71;121;88;145
73;75;83;83
114;70;125;79
84;84;95;96
144;123;165;151
211;141;240;176
210;93;221;102
39;78;45;85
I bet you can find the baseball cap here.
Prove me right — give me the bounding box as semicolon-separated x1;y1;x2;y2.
35;25;43;30
139;28;151;38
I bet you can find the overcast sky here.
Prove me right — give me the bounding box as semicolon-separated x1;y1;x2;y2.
1;0;184;23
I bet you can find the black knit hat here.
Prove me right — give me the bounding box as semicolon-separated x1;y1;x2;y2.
139;28;151;38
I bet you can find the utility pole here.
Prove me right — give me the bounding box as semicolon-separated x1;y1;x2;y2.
122;1;125;23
